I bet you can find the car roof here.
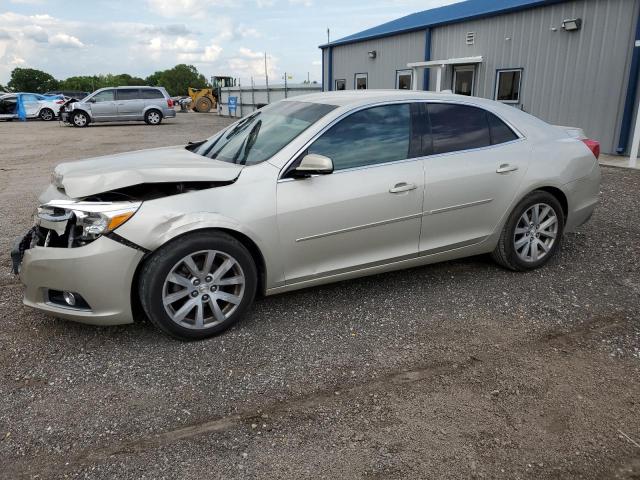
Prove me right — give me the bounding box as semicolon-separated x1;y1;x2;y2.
285;89;556;139
286;89;519;111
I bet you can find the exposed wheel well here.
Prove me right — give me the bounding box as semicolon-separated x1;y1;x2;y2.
536;186;568;219
146;108;162;117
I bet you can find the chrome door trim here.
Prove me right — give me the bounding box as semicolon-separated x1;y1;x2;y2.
280;235;487;287
417;236;485;256
277;98;526;182
296;212;423;243
427;198;494;215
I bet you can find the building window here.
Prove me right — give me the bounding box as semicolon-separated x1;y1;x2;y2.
335;79;346;91
495;69;522;103
355;73;368;90
396;70;412;90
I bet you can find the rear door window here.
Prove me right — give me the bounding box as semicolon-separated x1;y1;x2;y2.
116;89;141;101
141;89;164;99
427;103;491;155
487;112;518;145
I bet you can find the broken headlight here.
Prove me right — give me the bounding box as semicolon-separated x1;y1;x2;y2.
35;201;141;247
73;204;140;241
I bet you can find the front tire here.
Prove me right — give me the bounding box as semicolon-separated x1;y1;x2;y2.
71;111;89;127
39;108;55;121
139;231;257;340
492;190;565;271
144;109;162;125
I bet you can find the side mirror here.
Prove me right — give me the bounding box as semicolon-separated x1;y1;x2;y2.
292;154;334;178
87;98;96;103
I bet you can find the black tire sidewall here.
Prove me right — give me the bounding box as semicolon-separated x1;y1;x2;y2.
145;109;162;125
72;111;88;127
503;191;565;271
140;232;257;340
40;109;54;121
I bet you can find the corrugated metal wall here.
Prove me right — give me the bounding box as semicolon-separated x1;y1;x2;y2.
219;84;322;117
324;0;639;154
430;0;639;154
328;31;427;90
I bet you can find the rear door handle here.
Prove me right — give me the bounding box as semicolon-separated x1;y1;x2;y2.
389;182;417;194
496;164;519;174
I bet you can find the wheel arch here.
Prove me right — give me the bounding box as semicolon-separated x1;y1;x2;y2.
71;108;92;122
131;227;268;313
143;106;163;118
533;186;568;219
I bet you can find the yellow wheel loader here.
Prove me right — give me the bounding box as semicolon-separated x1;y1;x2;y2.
188;76;236;113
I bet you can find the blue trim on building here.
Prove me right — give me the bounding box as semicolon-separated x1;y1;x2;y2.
423;28;431;91
328;47;333;91
321;48;325;91
320;0;568;48
616;8;640;154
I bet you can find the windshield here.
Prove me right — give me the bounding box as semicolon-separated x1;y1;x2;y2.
190;100;337;165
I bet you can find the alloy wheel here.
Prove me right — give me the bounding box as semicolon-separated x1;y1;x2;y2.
148;111;161;124
513;203;558;262
41;109;53;121
162;250;246;330
73;113;86;127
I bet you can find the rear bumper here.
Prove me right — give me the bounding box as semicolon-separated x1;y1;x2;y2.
18;236;144;325
564;162;601;232
164;109;176;118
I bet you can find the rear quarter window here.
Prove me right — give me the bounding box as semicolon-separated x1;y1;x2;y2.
141;89;165;99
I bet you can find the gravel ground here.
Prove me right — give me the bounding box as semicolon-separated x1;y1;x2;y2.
0;114;639;479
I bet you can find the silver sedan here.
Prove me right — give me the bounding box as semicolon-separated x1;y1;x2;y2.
13;91;601;339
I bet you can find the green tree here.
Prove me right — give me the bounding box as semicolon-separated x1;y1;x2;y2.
145;64;207;96
7;67;58;93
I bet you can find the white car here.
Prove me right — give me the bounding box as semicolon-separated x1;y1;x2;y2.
0;93;64;121
13;90;601;340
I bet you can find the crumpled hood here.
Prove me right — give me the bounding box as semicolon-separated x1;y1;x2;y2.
53;145;244;198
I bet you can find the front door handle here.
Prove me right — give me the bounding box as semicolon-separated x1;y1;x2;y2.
496;163;519;174
389;182;417;194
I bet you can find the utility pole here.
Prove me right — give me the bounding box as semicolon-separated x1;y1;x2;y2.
284;71;288;98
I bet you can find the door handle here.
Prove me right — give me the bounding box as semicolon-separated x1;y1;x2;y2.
389;182;417;194
496;163;519;174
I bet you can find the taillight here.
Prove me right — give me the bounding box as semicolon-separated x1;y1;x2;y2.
167;99;174;108
581;138;600;159
56;100;64;104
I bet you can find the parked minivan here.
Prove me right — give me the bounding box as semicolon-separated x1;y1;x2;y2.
61;86;176;127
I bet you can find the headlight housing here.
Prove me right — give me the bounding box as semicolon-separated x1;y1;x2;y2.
35;200;141;247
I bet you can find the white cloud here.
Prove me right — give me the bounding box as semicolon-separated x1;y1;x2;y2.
147;0;235;17
289;0;313;5
49;33;84;48
226;47;277;80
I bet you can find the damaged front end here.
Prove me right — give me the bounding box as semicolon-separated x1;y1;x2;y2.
11;200;141;274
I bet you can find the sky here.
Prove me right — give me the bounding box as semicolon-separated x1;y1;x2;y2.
0;0;459;86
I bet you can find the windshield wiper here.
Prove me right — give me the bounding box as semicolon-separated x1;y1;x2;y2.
225;112;260;140
238;120;262;165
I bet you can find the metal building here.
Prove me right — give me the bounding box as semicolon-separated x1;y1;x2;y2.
320;0;640;155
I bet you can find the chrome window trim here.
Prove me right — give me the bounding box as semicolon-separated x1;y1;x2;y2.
277;99;526;182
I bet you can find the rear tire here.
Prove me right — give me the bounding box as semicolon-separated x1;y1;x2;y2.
139;231;257;340
144;109;162;125
39;108;55;121
71;111;89;128
194;96;212;113
492;190;565;271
